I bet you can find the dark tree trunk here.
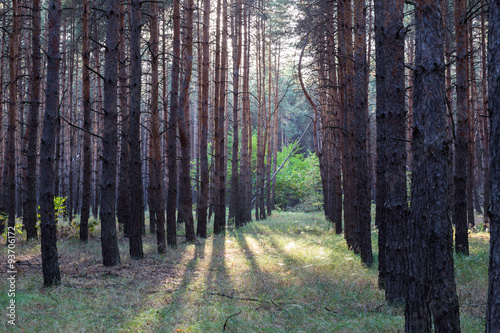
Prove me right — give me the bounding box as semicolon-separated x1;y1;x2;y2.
5;0;18;230
167;0;180;247
80;0;91;242
196;0;210;238
353;0;373;267
129;0;144;259
374;0;407;302
117;0;130;238
40;0;62;286
100;0;121;267
405;0;461;331
481;0;490;225
178;0;196;242
230;0;242;227
486;0;500;330
454;0;470;255
239;1;252;224
24;0;41;240
149;0;166;253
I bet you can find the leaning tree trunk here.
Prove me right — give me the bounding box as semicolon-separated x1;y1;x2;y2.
405;0;461;331
486;0;500;331
40;0;62;286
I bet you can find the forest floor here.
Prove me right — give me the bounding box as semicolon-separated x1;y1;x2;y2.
0;211;489;332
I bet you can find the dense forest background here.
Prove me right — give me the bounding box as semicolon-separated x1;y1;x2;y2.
1;0;500;331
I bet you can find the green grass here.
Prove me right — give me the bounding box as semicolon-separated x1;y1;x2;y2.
0;212;488;332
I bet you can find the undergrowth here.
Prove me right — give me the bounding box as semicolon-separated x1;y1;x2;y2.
0;212;488;332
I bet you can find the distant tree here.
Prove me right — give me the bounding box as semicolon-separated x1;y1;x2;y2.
149;0;166;252
3;0;19;231
117;0;131;238
454;0;470;255
405;0;461;330
40;0;62;286
486;0;500;331
23;0;41;240
196;0;210;237
239;0;252;224
229;0;242;227
167;0;181;247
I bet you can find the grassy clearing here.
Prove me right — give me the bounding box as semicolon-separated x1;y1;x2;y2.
0;212;488;332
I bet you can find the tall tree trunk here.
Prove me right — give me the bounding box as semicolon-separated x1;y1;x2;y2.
196;0;210;238
405;0;461;330
117;0;130;238
454;0;469;255
24;0;41;240
353;0;372;267
100;0;122;267
5;0;19;230
129;0;144;258
239;1;252;224
178;0;196;242
149;0;166;252
40;0;62;286
481;0;490;225
374;0;407;302
167;0;181;247
230;0;242;227
486;0;500;330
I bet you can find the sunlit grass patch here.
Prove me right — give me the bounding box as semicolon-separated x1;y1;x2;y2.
0;211;488;332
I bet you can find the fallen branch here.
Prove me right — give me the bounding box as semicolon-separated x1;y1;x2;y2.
223;310;242;331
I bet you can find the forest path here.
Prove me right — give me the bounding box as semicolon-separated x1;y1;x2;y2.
1;211;487;332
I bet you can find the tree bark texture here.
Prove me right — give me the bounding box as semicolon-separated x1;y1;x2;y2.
486;0;500;330
374;0;407;302
100;0;121;267
405;1;461;331
24;0;41;240
129;0;144;259
40;0;62;286
454;0;470;255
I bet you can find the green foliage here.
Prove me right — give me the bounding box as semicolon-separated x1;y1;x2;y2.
274;143;322;211
37;196;67;223
1;217;24;240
